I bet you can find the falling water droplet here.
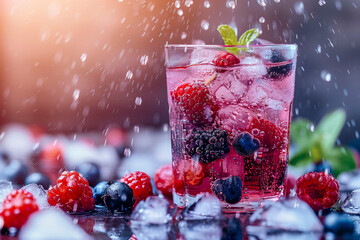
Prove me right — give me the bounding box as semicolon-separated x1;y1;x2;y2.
320;70;332;82
294;2;304;15
335;0;342;10
80;53;87;62
181;32;187;39
140;55;148;65
316;45;322;53
259;17;265;23
318;0;326;6
124;148;132;157
185;0;193;7
177;9;183;16
201;20;209;30
118;0;123;2
163;124;169;132
204;1;210;8
257;0;267;7
135;97;142;106
126;70;133;79
134;125;140;133
73;89;80;100
175;0;180;8
226;0;236;9
274;0;280;3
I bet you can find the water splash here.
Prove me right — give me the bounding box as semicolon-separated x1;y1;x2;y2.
318;0;326;6
140;55;149;66
126;70;133;79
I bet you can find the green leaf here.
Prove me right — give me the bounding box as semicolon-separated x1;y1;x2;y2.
289;149;312;167
326;146;356;177
238;28;260;46
316;109;346;151
290;118;314;149
217;25;238;46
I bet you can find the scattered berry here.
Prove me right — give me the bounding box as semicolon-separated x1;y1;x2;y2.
212;176;243;204
233;132;260;157
212;51;240;67
47;171;95;212
185;128;230;164
311;160;333;174
25;173;51;190
103;182;135;213
93;181;113;206
222;217;242;240
266;50;293;79
296;172;339;211
285;174;297;197
120;171;153;206
248;118;284;151
324;212;355;235
4;160;28;185
0;190;39;229
174;160;206;195
154;164;174;199
171;82;218;126
75;162;101;187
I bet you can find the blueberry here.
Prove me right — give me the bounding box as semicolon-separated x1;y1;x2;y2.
312;161;333;174
212;176;243;204
222;217;242;240
266;50;293;79
4;160;28;185
75;162;101;187
103;182;135;213
25;172;51;189
233;132;260;157
324;212;355;235
93;181;113;206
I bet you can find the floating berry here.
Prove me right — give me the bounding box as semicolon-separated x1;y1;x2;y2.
120;171;153;207
266;50;293;79
93;181;113;206
171;82;218;126
185;128;230;164
296;172;339;211
233;132;260;157
0;190;39;229
154;164;174;199
248;118;284;151
47;171;95;212
103;182;135;213
212;51;240;67
25;172;51;190
212;176;243;204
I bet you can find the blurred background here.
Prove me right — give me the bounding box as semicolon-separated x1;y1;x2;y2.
0;0;359;183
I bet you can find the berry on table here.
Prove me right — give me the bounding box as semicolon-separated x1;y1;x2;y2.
311;160;333;174
93;181;113;206
212;51;240;67
75;162;101;187
266;50;293;79
154;164;174;199
25;172;51;190
0;190;39;229
233;132;260;157
171;82;218;126
212;176;243;204
324;212;355;235
248;118;284;151
4;160;28;186
120;171;153;207
103;182;135;213
296;172;339;211
47;171;95;212
185;127;230;164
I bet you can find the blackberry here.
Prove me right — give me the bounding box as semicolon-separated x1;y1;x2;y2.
212;176;243;204
233;132;260;157
185;128;230;164
266;50;293;79
103;182;135;213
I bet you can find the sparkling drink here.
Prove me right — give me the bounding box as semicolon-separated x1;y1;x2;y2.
165;44;297;212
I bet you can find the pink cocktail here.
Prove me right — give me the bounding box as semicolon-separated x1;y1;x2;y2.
165;44;297;212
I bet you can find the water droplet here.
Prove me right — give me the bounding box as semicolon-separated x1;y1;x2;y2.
316;45;321;53
135;97;142;106
134;125;140;133
226;0;236;9
175;0;180;8
257;0;267;7
126;70;133;79
163;124;169;132
181;32;187;39
80;53;87;62
201;20;209;30
73;89;80;100
320;70;331;82
185;0;193;7
274;0;280;3
204;1;210;8
294;2;304;15
356;131;359;139
118;0;123;2
259;17;265;23
335;0;342;10
318;0;326;6
177;9;183;16
140;55;148;65
124;148;132;157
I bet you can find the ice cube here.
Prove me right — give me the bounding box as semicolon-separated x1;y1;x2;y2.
179;220;222;240
212;75;248;106
251;38;275;46
131;225;172;240
247;197;323;233
179;193;223;220
338;169;360;192
342;189;360;214
190;48;217;65
131;196;177;224
216;105;252;132
0;180;13;205
19;209;93;240
21;184;49;209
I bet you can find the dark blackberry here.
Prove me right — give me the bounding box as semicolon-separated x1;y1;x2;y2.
93;181;113;206
25;173;51;189
75;162;101;187
212;176;243;204
185;128;230;164
266;50;293;79
233;132;260;157
103;182;135;213
4;160;28;185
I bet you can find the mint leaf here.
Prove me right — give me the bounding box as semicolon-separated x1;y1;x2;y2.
290;119;314;149
326;146;356;177
238;28;260;46
217;25;238;46
289;149;312;167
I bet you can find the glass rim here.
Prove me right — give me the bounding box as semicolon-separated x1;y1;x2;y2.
165;44;297;50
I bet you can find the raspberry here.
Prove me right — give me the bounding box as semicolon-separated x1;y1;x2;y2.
171;82;218;126
185;127;230;164
154;164;174;199
233;132;260;157
174;160;206;195
248;118;284;151
0;190;39;229
212;51;240;67
296;172;339;211
47;171;95;212
120;171;153;206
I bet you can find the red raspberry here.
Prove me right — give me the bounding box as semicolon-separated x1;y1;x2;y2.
129;235;137;240
47;171;95;212
248;118;284;151
171;82;218;126
212;51;240;67
154;164;174;199
296;172;339;211
0;190;39;229
120;171;153;206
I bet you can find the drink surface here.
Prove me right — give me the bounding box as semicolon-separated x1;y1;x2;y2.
166;46;296;211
